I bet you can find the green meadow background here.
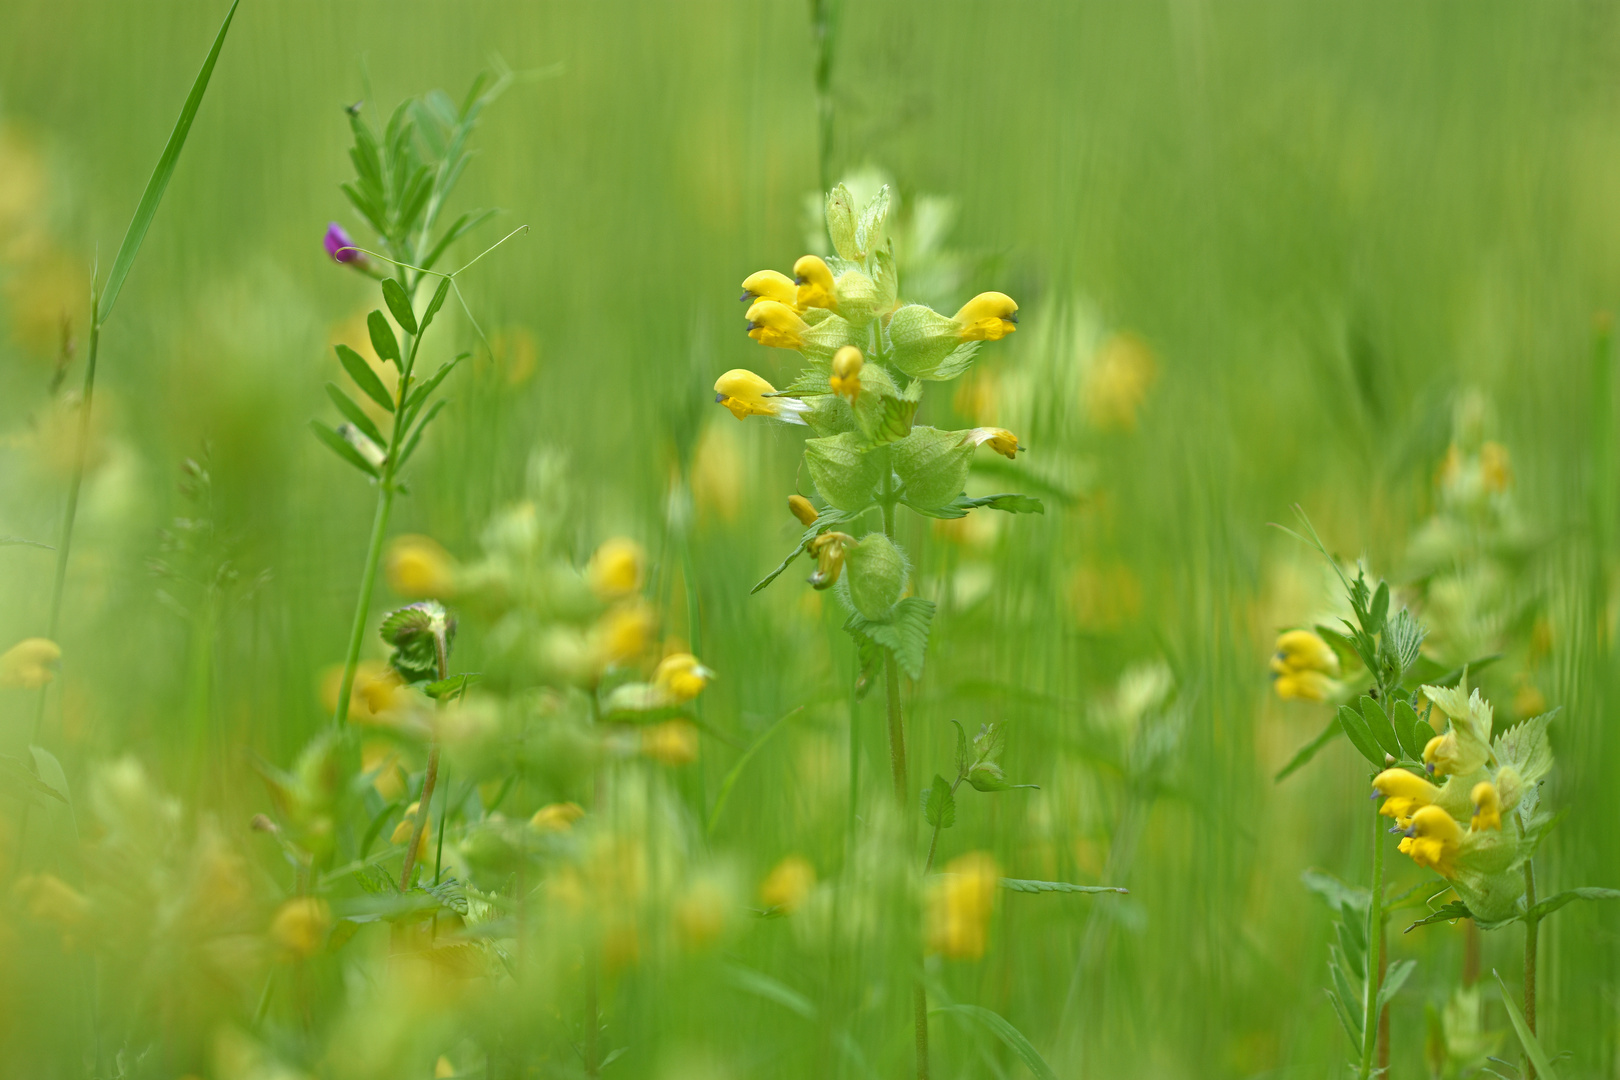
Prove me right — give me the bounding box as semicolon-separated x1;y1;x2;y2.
3;1;1620;1076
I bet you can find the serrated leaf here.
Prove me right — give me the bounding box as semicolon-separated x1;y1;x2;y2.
368;310;401;367
1526;887;1620;922
913;492;1046;520
325;383;386;447
336;344;395;412
1494;709;1556;786
1275;718;1343;782
844;597;935;680
931;1004;1057;1080
1404;900;1473;933
998;879;1127;895
951;719;969;775
381;277;418;334
1359;695;1402;759
923;774;956;829
1337;704;1386;766
1495;970;1561;1080
310;420;380;478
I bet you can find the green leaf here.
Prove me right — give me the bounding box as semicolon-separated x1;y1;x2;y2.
1368;581;1390;633
998;878;1127;895
1526;887;1620;922
1359;694;1402;759
309;420;380;478
1329;950;1363;1047
381;278;418;334
97;0;241;324
1275;718;1342;782
424;673;480;700
722;962;818;1020
707;707;802;834
844;597;935;680
396;399;448;470
419;275;455;336
1404;900;1473;933
1337;704;1386;766
28;746;73;817
1301;869;1369;914
1375;958;1416;1014
1325;987;1362;1051
368;310;401;367
0;754;67;806
1413;718;1438;750
324;384;386;447
359;799;401;860
931;1004;1057;1080
1391;698;1423;760
402;353;469;421
951;719;969;775
336;344;395;413
923;775;956;829
1494;970;1560;1080
911;492;1046;520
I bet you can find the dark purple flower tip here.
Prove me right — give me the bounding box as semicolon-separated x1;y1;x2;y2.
324;222;361;264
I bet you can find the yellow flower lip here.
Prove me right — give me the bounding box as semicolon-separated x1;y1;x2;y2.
1372;767;1441;825
740;269;797;306
953;292;1019;341
964;426;1022;459
1470;780;1502;831
713;368;809;424
744;299;810;349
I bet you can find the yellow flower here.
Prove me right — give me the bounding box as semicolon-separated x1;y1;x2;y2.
653;652;715;703
385;534;458;598
1480;441;1512;493
435;1057;456;1079
1372;768;1442;827
806;531;855;590
530;801;585;833
793;254;838;311
1470;781;1501;831
927;851;1000;960
361;740;408;800
320;660;405;723
952;292;1018;342
745;299;811;350
1398;805;1463;877
15;872;89;930
1421;684;1493;776
390;801;432;860
0;637;60;688
270;897;332;959
830;345;863;403
740;269;798;307
674;877;732;951
787;494;819;527
1272;669;1335;702
963;426;1021;459
759;855;816;913
713;368;809;424
592;601;656;668
1083;332;1158;431
1273;629;1340;676
588;537;645;600
641;720;700;766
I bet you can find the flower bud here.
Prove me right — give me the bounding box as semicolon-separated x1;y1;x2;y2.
830;345;864;404
323;222;367;267
740;269;798;307
806;532;854;589
1493;765;1524;814
337;423;387;468
844;533;907;620
1470;781;1502;831
788;494;819;527
0;637;61;688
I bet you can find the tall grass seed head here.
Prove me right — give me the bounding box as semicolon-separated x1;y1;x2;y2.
843;532;908;620
713;368;808;424
587;537;646;600
0;636;61;688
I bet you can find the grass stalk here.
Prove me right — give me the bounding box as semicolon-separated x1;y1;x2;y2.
1357;803;1386;1080
1523;858;1539;1080
330;486;396;726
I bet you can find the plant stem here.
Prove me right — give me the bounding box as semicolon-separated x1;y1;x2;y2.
1357;803;1386;1080
808;0;837;190
1523;858;1539;1080
398;614;450;891
331;484;396;726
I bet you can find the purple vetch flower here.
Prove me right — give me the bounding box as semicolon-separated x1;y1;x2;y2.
323;222;364;264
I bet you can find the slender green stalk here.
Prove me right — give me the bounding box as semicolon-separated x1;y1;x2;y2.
1523;859;1539;1080
331;486;396;725
397;605;450;890
1357;803;1386;1080
808;0;837;190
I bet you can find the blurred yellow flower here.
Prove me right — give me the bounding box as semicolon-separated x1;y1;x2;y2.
692;420;745;523
361;740;408;800
319;660;404;723
1396;805;1462;877
386;534;458;598
1083;332;1157;431
592;601;655;669
1470;781;1501;832
927;851;999;960
491;324;539;386
270;897;332;959
1269;629;1340;703
1479;441;1512;493
830;345;863;403
0;637;60;688
953;292;1018;342
15;872;89;930
641;720;700;766
390;801;432;860
435;1056;456;1079
674;877;731;951
759;855;815;913
530;801;585;832
588;537;645;600
653;652;714;703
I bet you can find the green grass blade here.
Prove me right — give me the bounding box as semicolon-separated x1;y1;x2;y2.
96;0;242;325
707;707;801;833
1494;970;1559;1080
932;1003;1058;1080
